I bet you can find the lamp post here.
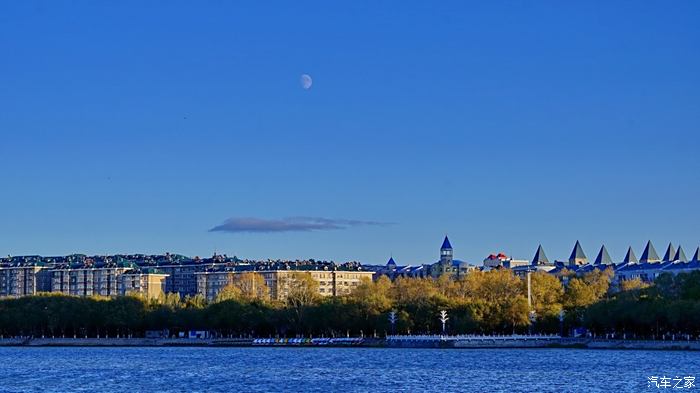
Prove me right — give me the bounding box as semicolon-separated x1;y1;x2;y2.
527;268;536;335
527;269;532;309
388;310;397;336
439;310;449;336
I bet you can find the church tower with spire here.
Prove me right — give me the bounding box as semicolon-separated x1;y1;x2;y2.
432;236;455;277
440;236;453;266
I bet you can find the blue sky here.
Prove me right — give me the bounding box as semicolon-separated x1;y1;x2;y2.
1;1;699;265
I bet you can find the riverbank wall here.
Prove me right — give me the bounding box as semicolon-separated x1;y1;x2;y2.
2;337;700;350
574;339;700;351
0;337;368;347
0;337;218;347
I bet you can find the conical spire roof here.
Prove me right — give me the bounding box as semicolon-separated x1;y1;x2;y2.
693;247;700;263
441;236;452;250
568;240;588;265
594;245;613;265
387;257;396;266
662;243;676;262
674;246;688;263
531;245;549;266
640;240;661;263
623;247;638;264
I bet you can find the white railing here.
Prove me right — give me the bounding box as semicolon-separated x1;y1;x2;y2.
386;334;561;341
251;337;365;345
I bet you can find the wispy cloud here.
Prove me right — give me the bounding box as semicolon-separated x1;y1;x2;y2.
209;216;391;233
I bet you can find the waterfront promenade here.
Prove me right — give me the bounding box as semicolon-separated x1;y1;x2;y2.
3;335;700;351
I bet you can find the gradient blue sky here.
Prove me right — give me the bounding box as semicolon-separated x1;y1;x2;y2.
1;1;699;265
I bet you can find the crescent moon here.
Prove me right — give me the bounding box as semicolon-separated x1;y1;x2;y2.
300;74;313;90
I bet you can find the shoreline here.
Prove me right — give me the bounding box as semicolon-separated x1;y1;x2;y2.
1;337;699;351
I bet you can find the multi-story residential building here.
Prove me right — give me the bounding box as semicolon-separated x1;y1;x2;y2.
153;257;232;296
51;267;130;297
195;263;374;302
195;270;236;301
0;265;52;297
2;253;374;301
156;263;203;297
269;269;374;299
118;272;169;299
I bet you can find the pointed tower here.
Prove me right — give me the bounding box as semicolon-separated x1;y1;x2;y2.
662;243;676;263
594;245;613;265
623;247;638;264
692;247;700;263
440;236;453;265
640;240;661;263
674;246;688;263
433;236;455;278
568;241;588;266
531;245;549;266
386;257;397;268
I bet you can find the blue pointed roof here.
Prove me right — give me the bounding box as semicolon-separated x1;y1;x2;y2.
640;240;661;263
594;245;613;265
662;243;676;263
623;247;638;264
568;241;587;263
531;245;549;265
674;246;688;263
386;257;396;266
441;236;452;250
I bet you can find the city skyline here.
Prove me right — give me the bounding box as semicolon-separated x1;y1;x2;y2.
2;237;698;267
2;2;699;264
2;2;699;391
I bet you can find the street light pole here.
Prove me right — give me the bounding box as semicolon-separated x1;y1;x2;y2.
527;269;532;309
439;310;449;336
527;269;535;335
388;310;397;336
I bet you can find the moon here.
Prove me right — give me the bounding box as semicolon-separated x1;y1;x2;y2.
300;74;313;90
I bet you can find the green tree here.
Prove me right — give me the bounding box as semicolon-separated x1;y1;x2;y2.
215;284;243;303
234;272;270;302
619;277;649;292
284;272;320;333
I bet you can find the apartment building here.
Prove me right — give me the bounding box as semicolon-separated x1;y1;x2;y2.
0;265;52;297
118;272;169;299
51;267;130;297
195;268;374;302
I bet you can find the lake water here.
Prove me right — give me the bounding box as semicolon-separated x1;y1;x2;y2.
0;347;697;392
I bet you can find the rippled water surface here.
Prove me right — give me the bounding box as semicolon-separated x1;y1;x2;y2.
0;347;698;392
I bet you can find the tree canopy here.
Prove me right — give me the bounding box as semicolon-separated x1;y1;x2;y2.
2;269;700;339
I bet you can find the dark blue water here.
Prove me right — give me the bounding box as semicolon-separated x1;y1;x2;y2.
0;347;697;392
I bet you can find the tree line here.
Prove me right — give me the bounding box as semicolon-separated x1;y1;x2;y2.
2;269;699;339
584;271;700;339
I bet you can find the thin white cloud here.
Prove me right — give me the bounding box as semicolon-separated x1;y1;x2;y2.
209;216;391;233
